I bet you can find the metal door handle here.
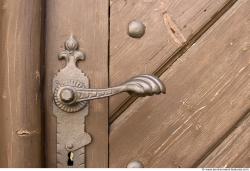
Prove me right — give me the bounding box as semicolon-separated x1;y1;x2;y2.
53;36;165;113
52;36;166;167
54;74;165;112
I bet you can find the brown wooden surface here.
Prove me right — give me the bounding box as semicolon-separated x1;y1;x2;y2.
109;0;232;117
0;0;249;168
44;0;109;167
109;0;250;167
199;112;250;168
0;0;43;167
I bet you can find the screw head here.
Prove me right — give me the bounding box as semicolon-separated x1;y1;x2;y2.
127;160;144;168
66;143;74;149
128;20;146;38
60;88;75;104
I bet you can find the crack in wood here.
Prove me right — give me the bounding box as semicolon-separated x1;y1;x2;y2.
162;12;187;45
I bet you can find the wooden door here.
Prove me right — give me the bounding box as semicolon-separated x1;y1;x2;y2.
44;0;109;168
0;0;43;167
0;0;249;168
0;0;109;168
109;0;250;168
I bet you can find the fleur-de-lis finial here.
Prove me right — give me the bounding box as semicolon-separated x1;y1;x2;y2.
65;35;78;51
58;35;85;66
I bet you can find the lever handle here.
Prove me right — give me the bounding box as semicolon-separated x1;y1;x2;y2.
75;74;165;100
53;36;165;113
54;74;165;112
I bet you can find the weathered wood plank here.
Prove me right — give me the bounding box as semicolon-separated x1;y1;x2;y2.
109;0;232;116
0;0;43;167
44;0;109;167
199;112;250;168
110;0;250;167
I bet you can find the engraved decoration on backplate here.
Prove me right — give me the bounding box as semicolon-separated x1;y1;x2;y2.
53;36;91;168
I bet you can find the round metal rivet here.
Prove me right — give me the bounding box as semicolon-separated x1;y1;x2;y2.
128;20;146;38
127;160;144;168
60;88;75;103
66;143;74;149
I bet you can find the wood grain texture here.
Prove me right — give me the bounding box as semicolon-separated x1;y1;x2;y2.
109;0;250;167
44;0;109;167
109;0;231;116
0;0;43;167
199;112;250;168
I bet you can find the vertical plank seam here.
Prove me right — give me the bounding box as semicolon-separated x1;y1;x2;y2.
40;0;46;167
108;0;111;168
108;0;238;125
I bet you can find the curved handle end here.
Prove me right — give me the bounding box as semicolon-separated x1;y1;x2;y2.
123;75;166;96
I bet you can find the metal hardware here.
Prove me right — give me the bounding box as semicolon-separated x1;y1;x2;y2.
127;160;144;168
54;74;165;113
53;36;165;168
128;20;146;38
53;36;90;168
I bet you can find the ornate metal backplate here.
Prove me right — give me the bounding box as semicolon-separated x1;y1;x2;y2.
52;36;166;168
53;36;91;168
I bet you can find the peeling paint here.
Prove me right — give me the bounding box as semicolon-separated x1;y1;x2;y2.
16;129;38;137
35;70;40;81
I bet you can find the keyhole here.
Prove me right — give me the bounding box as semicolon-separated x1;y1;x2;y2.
67;152;74;166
